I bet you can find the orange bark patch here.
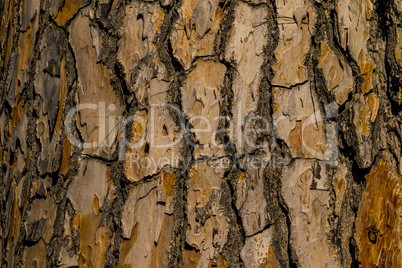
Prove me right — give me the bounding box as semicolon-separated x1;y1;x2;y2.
273;103;280;114
74;213;109;267
357;50;374;94
18;14;36;72
365;93;379;122
10;102;21;127
58;137;71;175
153;7;164;33
356;160;402;267
215;0;226;19
361;61;374;94
289;120;302;155
216;254;228;267
162;171;176;198
236;172;246;181
54;0;85;26
263;246;281;268
302;121;326;158
93;194;99;216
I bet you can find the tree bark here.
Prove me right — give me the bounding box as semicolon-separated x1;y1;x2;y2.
1;0;402;267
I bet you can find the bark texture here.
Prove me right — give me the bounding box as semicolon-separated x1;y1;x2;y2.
1;0;402;267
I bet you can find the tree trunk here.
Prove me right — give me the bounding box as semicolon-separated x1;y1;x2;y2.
1;0;402;267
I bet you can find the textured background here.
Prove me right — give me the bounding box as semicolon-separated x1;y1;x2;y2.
1;0;402;267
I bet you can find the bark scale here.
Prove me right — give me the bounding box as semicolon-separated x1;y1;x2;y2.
1;0;402;267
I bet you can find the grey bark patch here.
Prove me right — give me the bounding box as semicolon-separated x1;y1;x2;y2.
25;218;47;243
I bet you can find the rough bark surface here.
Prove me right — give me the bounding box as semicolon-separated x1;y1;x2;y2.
1;0;402;267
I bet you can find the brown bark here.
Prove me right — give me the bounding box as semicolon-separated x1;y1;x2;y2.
1;0;402;267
